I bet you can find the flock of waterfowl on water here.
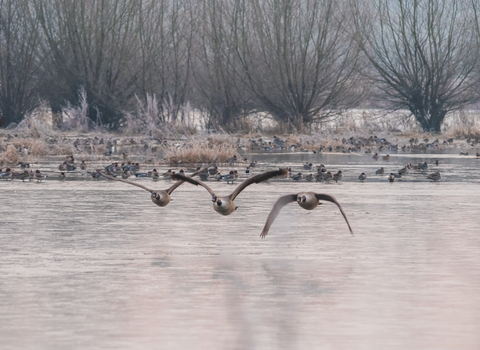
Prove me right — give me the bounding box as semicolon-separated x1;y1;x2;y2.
1;149;479;237
0;156;354;238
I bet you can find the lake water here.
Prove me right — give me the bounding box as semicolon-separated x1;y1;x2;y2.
1;150;480;349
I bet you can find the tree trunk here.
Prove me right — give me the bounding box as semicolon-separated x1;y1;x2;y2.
50;102;63;129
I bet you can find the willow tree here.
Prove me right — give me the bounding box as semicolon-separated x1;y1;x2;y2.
34;0;141;127
0;0;42;126
193;0;253;130
234;0;363;129
135;0;195;124
351;0;479;132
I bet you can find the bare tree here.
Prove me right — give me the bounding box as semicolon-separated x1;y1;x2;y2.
351;0;479;132
233;0;363;130
192;0;254;131
135;0;195;124
34;0;141;127
0;0;42;126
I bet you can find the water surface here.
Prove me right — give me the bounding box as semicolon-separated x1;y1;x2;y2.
1;153;480;349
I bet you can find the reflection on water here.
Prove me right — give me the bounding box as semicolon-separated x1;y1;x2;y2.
1;153;480;350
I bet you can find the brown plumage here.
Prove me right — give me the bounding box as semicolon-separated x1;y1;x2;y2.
260;192;353;238
427;171;442;181
172;169;288;216
97;166;210;207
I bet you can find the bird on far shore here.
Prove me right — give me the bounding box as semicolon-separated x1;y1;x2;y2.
324;171;333;182
152;169;160;181
303;162;313;170
376;167;385;175
427;172;442;181
227;155;237;164
34;170;47;182
208;166;218;176
292;172;303;181
15;170;29;181
200;171;209;181
358;173;366;181
0;168;12;180
221;171;236;184
333;170;343;183
81;160;87;174
388;173;395;182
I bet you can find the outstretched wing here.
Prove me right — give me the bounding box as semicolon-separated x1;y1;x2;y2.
315;193;354;235
98;172;153;193
260;194;297;238
166;164;212;195
230;168;287;200
170;173;216;197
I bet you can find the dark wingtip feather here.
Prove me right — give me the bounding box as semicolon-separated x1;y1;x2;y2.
171;173;201;186
252;168;288;183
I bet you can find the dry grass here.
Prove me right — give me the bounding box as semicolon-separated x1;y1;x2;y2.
0;137;76;164
448;126;480;139
10;138;48;156
0;144;21;165
53;143;74;155
205;133;237;146
164;140;238;164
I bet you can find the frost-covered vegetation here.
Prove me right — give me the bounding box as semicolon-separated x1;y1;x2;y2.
2;0;480;134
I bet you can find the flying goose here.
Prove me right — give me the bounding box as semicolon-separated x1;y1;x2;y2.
97;166;209;207
171;169;288;216
260;192;353;238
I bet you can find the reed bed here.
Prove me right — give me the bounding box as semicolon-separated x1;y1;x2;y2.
164;140;238;165
0;144;21;165
446;124;480;140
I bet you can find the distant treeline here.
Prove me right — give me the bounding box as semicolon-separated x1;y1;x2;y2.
1;0;480;132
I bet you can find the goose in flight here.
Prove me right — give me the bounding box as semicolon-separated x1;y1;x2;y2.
97;166;209;207
260;192;353;238
171;169;288;216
